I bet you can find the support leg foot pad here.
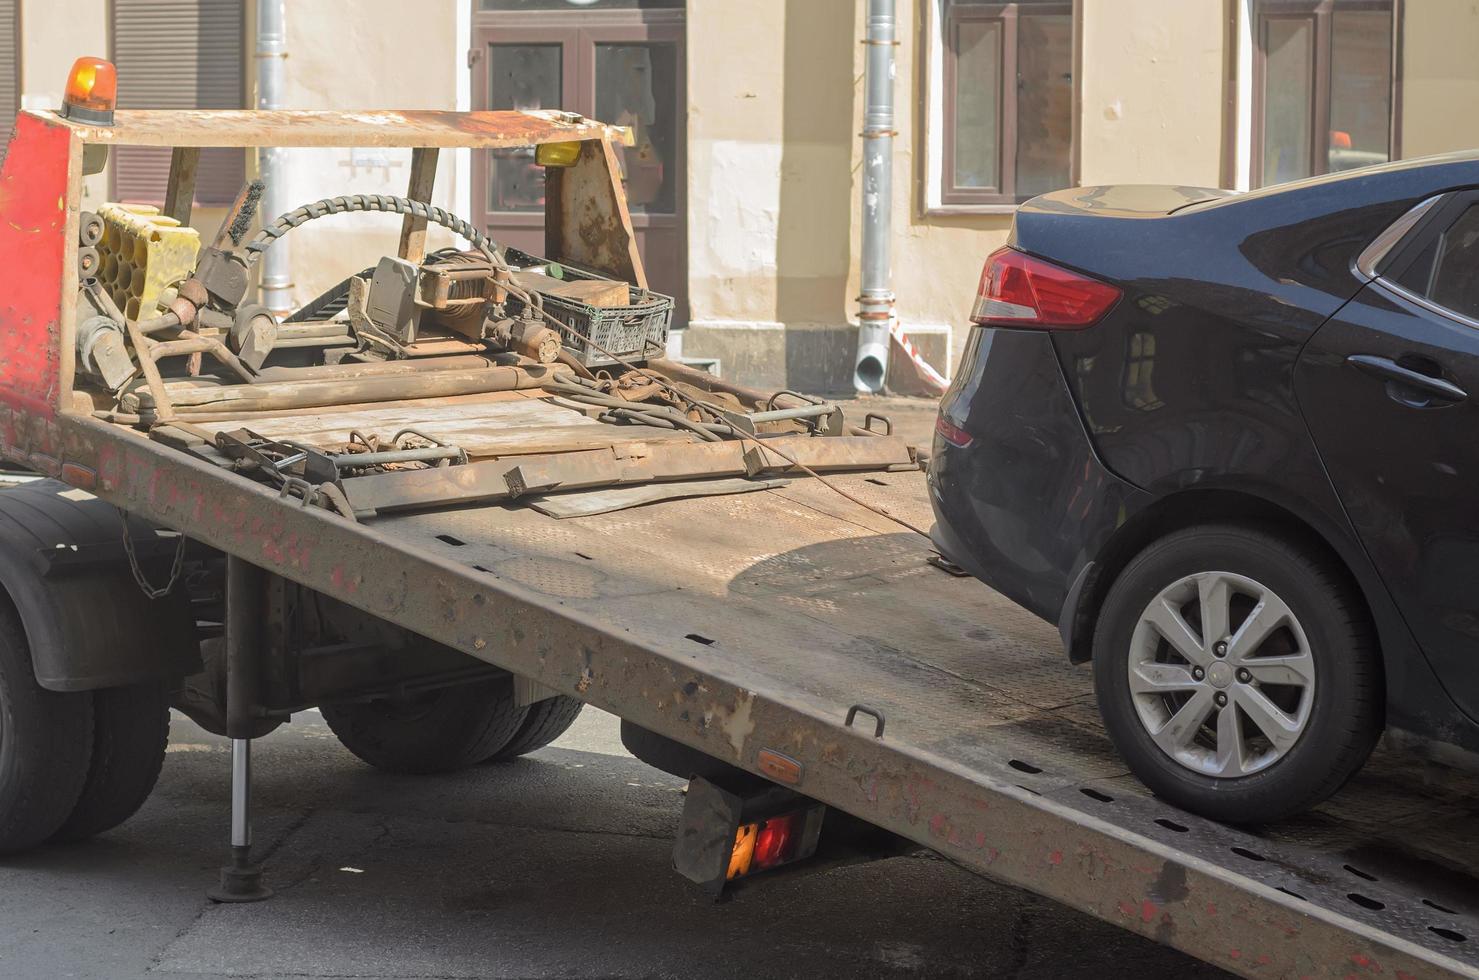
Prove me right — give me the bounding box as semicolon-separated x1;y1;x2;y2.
207;862;273;903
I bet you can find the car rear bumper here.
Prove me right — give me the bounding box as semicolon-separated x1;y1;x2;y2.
926;328;1140;632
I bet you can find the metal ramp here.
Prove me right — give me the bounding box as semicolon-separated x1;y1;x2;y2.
92;419;1479;979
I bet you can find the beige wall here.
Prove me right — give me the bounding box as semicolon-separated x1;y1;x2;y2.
681;0;860;384
16;0;463;306
1399;0;1479;159
18;0;106;100
19;0;109;206
26;1;1479;388
882;0;1229;376
1079;0;1226;187
684;0;990;387
274;0;462;305
691;0;1236;386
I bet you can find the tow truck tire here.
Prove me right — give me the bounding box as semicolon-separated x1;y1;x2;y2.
1092;524;1381;824
482;696;584;762
322;678;529;774
50;682;170;843
0;603;94;853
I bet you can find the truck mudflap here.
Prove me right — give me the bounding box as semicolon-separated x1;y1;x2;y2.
0;479;198;691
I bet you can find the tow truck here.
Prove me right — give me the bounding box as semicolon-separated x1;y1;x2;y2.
0;57;1474;979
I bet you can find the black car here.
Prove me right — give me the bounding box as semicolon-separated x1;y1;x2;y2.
928;155;1479;823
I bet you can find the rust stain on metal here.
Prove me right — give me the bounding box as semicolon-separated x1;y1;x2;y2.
36;108;622;150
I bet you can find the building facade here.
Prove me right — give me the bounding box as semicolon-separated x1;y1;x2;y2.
4;0;1478;391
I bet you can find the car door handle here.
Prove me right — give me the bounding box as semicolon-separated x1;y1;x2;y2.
1347;354;1468;404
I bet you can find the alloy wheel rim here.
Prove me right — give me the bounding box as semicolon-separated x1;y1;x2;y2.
1127;571;1315;779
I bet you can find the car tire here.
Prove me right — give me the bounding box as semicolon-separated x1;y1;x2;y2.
51;682;170;843
0;603;95;852
322;678;529;775
482;696;584;763
1092;524;1381;823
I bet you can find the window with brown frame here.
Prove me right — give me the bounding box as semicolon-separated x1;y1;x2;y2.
942;0;1074;207
1253;0;1398;187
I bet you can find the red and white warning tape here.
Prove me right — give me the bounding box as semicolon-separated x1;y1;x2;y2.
889;317;949;394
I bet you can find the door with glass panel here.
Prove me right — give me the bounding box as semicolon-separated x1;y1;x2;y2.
471;4;686;321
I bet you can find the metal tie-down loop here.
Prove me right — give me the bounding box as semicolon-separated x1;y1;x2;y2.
845;704;886;739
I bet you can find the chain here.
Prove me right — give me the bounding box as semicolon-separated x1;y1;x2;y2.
118;507;188;599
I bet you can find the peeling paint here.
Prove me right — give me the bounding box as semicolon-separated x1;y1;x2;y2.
721;689;756;756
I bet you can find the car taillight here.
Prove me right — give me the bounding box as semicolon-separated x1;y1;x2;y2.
970;246;1120;329
934;414;973;448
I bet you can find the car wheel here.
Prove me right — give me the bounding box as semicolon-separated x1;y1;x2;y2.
1092;524;1381;823
322;678;528;775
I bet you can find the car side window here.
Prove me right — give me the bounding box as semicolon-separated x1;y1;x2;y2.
1393;203;1479;321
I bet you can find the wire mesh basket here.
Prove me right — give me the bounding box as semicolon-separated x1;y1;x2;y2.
503;248;672;367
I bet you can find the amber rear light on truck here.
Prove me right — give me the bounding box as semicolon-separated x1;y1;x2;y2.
971;246;1120;329
727;811;809;881
674;776;826;897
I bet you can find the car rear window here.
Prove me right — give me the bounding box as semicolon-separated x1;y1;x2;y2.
1394;203;1479;322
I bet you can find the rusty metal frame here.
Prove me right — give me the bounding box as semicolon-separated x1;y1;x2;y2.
1;109;1476;978
56;420;1479;980
0;106;644;445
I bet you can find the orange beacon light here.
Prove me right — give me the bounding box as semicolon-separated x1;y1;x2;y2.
61;57;118;125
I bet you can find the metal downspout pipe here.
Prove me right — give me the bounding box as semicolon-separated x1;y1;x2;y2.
255;0;292;317
854;0;897;394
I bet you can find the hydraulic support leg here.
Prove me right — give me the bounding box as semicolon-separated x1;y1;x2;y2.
207;555;273;903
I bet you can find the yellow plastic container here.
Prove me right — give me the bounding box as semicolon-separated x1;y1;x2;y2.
96;204;201;321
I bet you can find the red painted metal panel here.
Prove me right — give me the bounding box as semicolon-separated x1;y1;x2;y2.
0;113;71;470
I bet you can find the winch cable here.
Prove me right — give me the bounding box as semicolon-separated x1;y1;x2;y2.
522;310;934;542
242;195;933;540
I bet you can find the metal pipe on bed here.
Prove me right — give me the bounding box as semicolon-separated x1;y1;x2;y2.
123;363;571;416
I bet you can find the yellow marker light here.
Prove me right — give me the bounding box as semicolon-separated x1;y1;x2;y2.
536;141;583;168
61;57;118;125
726;822;758;880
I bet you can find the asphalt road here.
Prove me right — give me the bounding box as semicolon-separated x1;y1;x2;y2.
0;706;1229;980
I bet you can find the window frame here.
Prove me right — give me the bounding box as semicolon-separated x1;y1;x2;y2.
1250;0;1401;188
930;0;1079;214
1372;189;1479;331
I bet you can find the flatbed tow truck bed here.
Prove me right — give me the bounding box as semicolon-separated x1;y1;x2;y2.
93;419;1479;979
2;105;1476;979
